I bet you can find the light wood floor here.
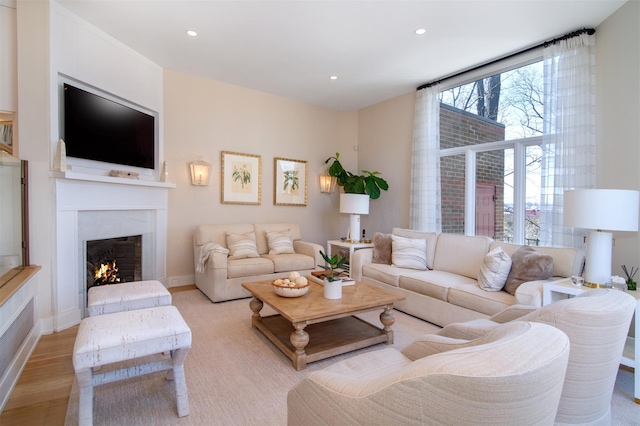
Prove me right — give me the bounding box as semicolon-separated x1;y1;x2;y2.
0;285;195;426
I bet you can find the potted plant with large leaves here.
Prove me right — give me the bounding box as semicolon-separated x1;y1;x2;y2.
324;152;389;200
319;250;347;299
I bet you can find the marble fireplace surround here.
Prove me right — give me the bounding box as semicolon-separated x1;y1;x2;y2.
54;172;173;330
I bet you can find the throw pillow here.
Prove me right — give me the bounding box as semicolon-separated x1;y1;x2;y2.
372;232;392;264
226;232;260;259
478;247;512;292
266;230;295;255
504;245;554;295
391;234;427;270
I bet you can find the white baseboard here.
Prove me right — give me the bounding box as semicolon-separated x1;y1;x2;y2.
166;274;195;289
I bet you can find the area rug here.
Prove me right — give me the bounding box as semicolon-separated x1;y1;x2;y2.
65;289;639;425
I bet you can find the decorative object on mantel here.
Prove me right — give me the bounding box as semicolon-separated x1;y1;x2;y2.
160;161;168;182
189;159;211;186
53;138;68;172
109;170;140;179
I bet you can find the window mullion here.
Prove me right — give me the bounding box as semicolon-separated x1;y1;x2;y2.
465;150;476;236
513;143;526;244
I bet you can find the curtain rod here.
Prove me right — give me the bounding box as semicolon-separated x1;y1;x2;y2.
417;27;595;90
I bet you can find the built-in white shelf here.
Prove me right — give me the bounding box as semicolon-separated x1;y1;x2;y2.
50;170;176;188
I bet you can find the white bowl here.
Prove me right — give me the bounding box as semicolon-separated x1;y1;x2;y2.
272;281;309;298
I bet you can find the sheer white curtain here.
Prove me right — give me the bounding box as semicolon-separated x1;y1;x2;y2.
410;85;441;231
540;33;596;248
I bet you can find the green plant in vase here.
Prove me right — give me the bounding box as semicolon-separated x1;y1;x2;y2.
622;265;637;291
319;250;347;282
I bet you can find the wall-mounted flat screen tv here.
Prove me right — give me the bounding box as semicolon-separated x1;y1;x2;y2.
63;83;156;170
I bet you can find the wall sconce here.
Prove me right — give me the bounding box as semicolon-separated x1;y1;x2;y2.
190;160;211;186
319;174;337;193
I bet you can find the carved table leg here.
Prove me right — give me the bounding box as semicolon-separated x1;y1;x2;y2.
249;297;264;327
380;304;396;344
290;321;309;370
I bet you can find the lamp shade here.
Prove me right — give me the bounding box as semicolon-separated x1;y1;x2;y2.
564;189;639;232
190;160;211;186
340;193;369;215
319;175;337;193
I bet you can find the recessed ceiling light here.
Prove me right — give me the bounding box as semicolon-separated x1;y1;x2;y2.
186;30;198;37
415;28;427;35
330;76;338;80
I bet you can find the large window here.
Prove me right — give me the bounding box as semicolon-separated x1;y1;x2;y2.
438;60;545;245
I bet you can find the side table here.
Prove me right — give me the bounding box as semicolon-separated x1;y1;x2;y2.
543;278;640;404
326;240;374;277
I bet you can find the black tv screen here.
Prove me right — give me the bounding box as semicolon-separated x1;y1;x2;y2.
63;83;156;170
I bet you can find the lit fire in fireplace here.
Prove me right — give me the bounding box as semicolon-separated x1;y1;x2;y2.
93;259;122;285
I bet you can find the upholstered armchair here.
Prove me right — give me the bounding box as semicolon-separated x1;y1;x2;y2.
436;289;636;425
287;322;570;425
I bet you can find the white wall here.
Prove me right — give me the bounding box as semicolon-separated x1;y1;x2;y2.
596;0;640;277
162;70;358;284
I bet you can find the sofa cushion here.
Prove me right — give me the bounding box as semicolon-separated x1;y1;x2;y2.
448;285;514;316
227;257;274;278
478;247;512;292
504;246;554;295
391;234;428;270
399;271;478;302
362;263;410;288
254;223;302;254
490;241;584;278
432;234;493;280
261;253;315;273
266;230;296;255
372;233;392;264
392;228;438;269
226;232;260;259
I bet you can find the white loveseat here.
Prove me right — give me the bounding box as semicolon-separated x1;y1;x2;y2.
194;223;324;302
350;228;584;327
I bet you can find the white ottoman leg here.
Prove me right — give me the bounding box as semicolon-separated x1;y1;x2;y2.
76;368;94;426
171;347;191;417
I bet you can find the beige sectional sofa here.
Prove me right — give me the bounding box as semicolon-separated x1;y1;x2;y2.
193;223;324;302
350;228;584;327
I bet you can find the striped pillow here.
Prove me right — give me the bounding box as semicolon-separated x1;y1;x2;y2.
391;234;427;270
226;232;259;259
266;230;295;255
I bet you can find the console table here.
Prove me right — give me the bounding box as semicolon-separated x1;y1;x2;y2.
543;278;640;404
327;240;374;277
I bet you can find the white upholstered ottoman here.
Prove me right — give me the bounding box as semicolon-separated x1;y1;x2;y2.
87;280;171;316
72;305;192;426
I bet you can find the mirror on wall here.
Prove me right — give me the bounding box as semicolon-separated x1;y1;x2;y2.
0;150;28;285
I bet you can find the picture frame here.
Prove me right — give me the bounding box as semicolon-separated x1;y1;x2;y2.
274;157;307;206
0;121;13;154
221;151;262;205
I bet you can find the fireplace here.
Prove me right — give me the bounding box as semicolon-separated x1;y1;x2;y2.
86;235;143;290
54;175;172;329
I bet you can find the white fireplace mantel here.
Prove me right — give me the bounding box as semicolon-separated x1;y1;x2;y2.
53;173;173;331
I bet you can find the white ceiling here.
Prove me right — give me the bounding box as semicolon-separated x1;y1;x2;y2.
55;0;627;111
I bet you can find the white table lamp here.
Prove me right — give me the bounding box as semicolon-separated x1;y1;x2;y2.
564;189;640;287
340;193;369;242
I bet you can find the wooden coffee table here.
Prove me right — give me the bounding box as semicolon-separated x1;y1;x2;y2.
241;280;405;370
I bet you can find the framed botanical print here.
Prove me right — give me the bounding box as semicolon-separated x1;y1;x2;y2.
221;151;262;205
0;121;13;154
274;157;307;206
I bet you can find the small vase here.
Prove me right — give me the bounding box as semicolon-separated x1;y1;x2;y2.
323;279;342;299
627;279;637;291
